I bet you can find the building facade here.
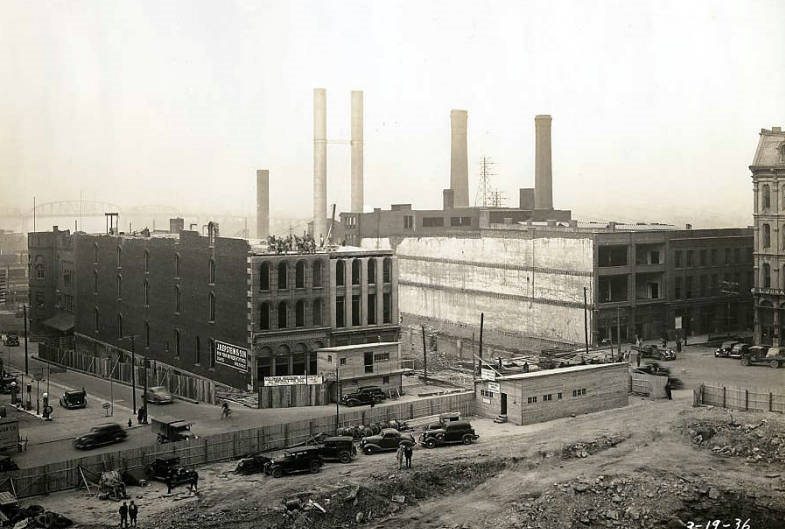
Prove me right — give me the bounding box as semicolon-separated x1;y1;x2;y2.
1;230;29;309
316;341;404;397
751;126;785;345
28;227;75;339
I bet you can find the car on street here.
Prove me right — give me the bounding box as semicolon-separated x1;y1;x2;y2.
340;386;386;407
633;344;676;361
714;341;739;358
729;342;750;359
145;456;182;481
360;428;415;454
59;389;87;409
741;346;785;368
73;423;128;450
3;334;19;347
263;447;323;478
419;420;479;448
144;386;174;404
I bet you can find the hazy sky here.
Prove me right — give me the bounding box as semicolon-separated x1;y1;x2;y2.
2;0;785;227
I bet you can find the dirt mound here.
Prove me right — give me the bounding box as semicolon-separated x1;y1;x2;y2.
681;416;785;465
484;472;785;529
561;434;627;459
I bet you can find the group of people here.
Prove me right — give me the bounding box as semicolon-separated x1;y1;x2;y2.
395;442;414;470
118;501;139;528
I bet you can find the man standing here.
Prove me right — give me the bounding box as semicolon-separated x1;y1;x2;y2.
128;501;138;528
118;501;128;528
395;443;405;470
403;443;413;469
665;379;673;400
189;472;199;494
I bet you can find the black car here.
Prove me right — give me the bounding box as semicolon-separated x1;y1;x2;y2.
73;423;127;450
318;436;357;463
59;389;87;409
419;420;479;448
236;453;273;475
360;428;415;454
145;457;182;481
3;334;19;347
264;447;323;478
341;386;386;407
714;341;739;358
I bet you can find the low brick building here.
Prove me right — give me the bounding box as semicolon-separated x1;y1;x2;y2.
316;341;404;399
474;363;629;425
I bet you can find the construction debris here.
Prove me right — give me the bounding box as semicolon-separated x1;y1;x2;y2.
561;434;626;459
682;416;785;465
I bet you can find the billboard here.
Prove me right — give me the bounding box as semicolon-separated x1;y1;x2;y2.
263;375;323;387
215;341;248;373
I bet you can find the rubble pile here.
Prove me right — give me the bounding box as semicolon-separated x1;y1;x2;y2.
561;434;627;459
683;417;785;465
481;473;785;529
2;505;73;529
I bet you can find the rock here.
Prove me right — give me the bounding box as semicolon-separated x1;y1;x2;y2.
708;488;720;500
573;483;591;493
355;512;364;523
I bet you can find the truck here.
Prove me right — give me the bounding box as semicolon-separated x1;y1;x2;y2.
741;346;785;368
150;417;195;443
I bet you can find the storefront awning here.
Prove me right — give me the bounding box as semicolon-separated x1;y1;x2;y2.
42;312;74;332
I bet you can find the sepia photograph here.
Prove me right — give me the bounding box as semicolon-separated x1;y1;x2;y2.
1;1;784;527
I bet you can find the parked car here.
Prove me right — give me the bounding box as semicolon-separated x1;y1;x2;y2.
0;374;18;394
264;447;323;478
3;334;19;347
360;428;415;454
73;423;127;450
341;386;385;407
419;420;479;448
59;389;87;409
715;341;739;358
742;346;785;368
236;452;274;475
318;436;357;463
144;386;174;404
145;456;182;481
634;344;676;361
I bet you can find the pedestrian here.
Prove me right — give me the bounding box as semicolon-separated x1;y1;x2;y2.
636;352;641;367
118;501;128;528
137;407;144;425
395;443;405;470
128;501;138;528
189;472;199;494
665;379;673;400
166;474;173;495
684;335;688;345
403;443;413;469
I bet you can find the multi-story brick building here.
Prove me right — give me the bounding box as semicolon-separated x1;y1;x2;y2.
751;125;785;345
30;223;399;390
1;230;29;309
27;226;75;339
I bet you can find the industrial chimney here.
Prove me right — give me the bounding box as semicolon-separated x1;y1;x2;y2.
350;90;364;213
256;169;269;239
450;110;469;208
313;88;327;239
534;115;553;210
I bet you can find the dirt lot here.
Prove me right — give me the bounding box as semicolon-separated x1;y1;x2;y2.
24;390;785;529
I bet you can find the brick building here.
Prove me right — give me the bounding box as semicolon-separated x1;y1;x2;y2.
751;126;785;345
28;227;75;339
1;230;29;309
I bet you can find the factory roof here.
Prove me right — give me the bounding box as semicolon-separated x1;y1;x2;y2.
494;362;627;381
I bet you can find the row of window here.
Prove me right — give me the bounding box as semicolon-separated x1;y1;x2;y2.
95;311;217;367
259;258;393;292
335;293;392;327
673;247;753;268
673;272;752;299
419;216;474;228
259;299;323;330
526;389;585;404
758;262;785;289
99;245;217;284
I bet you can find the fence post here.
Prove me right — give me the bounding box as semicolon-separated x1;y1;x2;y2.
770;393;774;412
722;386;726;408
745;389;748;411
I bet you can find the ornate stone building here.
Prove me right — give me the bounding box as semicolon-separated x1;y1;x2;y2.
752;126;785;345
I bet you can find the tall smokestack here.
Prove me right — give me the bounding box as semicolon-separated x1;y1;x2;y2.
534;114;553;210
313;88;327;239
256;169;269;239
350;90;364;213
450;109;469;208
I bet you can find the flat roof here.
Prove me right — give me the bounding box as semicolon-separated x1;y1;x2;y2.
494;362;626;381
317;342;399;352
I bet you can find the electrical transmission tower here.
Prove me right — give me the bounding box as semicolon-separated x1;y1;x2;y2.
474;157;506;207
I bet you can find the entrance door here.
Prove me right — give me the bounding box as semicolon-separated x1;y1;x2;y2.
500;393;508;415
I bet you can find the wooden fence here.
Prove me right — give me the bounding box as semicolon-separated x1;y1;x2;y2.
629;372;668;399
695;383;785;414
0;392;474;499
258;383;329;408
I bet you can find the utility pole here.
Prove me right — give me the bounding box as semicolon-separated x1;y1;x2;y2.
122;335;138;413
142;359;149;424
334;361;340;432
23;305;28;376
616;306;621;358
583;287;589;354
420;325;428;382
478;313;484;376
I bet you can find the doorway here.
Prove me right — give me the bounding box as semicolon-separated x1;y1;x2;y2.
500;393;508;415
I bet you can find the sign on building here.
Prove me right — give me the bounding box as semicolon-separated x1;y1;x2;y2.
263;375;323;387
675;316;682;330
487;382;500;393
215;341;249;373
480;368;497;381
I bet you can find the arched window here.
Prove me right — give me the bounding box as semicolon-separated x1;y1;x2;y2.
336;260;345;286
209;258;216;284
117;313;123;338
259;302;270;330
368;259;376;284
145;321;150;347
351;259;361;285
260;262;270;291
763;185;771;209
313;298;323;326
34;256;45;280
116;274;123;299
277;301;287;328
144;250;150;273
175;253;181;277
295;300;305;327
277;261;288;289
117;246;122;268
144;280;150;306
174;329;181;357
208;292;216;321
295;260;305;288
763;262;771;288
175;286;181;313
93;270;98;293
763;223;771;248
312;261;322;287
94;308;100;333
195;336;201;364
383;257;392;283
